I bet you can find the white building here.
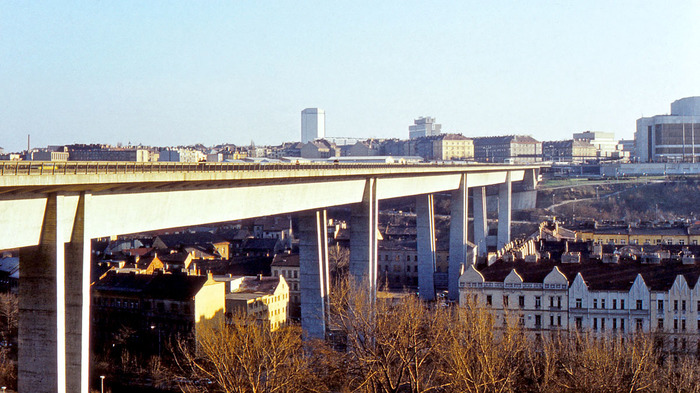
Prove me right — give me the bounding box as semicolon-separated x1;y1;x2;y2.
409;117;441;139
573;131;623;159
301;108;326;144
459;250;700;352
636;97;700;163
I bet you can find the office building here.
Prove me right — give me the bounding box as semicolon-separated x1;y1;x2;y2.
409;117;441;139
636;97;700;162
301;108;325;143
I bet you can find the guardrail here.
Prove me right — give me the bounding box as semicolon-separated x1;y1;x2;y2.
0;161;436;176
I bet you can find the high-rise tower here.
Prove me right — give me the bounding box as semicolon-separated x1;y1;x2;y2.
301;108;326;143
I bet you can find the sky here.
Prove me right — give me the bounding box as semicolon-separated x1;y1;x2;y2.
1;1;700;153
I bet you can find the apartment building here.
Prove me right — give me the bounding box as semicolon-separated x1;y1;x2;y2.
459;248;700;352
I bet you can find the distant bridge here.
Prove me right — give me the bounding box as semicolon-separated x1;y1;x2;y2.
0;161;542;393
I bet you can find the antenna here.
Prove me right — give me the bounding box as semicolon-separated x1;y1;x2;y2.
27;134;30;152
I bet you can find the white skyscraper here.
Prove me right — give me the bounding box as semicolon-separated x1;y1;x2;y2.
409;117;441;139
301;108;325;143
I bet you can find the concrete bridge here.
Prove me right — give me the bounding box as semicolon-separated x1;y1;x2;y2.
0;160;541;393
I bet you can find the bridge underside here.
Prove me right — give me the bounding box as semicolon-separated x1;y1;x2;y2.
0;166;538;393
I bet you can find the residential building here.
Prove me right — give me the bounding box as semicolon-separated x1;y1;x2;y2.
67;145;152;162
28;150;69;161
91;271;225;354
409;117;441;139
636;97;700;162
224;275;289;331
301;108;325;143
472;135;542;164
459;241;700;353
300;139;340;159
378;239;451;289
153;232;230;260
271;253;300;319
575;223;700;246
542;140;597;163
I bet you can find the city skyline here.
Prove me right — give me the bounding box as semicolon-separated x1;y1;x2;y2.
2;1;699;153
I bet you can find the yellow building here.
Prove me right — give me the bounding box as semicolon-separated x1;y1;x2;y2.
433;134;474;161
576;225;700;246
224;275;289;331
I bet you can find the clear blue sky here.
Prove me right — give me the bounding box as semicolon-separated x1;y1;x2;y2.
2;1;699;153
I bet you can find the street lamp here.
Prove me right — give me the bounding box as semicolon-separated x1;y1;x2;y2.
100;375;105;393
151;324;161;357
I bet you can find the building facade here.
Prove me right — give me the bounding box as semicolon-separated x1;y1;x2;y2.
542;140;597;163
301;108;326;144
636;97;700;163
409;117;441;139
472;135;542;164
459;246;700;353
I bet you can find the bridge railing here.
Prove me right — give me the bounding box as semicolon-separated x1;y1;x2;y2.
0;160;456;176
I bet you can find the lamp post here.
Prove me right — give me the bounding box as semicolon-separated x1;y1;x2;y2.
100;375;105;393
151;324;161;357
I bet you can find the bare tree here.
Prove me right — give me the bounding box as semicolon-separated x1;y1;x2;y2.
175;317;311;393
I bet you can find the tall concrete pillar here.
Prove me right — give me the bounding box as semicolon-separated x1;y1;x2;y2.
448;174;468;301
416;194;436;301
498;172;512;249
523;168;538;190
350;178;378;298
299;209;330;340
473;186;488;257
65;193;91;393
19;192;91;393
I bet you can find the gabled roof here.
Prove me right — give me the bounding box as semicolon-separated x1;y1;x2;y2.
154;232;228;249
93;271;209;300
271;253;299;268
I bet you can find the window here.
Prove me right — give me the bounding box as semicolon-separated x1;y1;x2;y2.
550;297;554;308
406;265;410;272
682;300;686;312
519;296;525;308
576;298;582;308
557;315;562;326
535;296;541;309
601;299;606;309
613;318;618;330
636;300;643;310
550;315;554;327
658;300;664;311
503;295;509;307
535;315;541;328
621;319;625;332
406;255;411;261
674;300;679;311
658;319;664;330
575;317;583;330
682;319;686;331
557;296;562;309
636;319;643;331
613;299;617;309
601;318;606;331
486;295;492;306
621;299;625;309
593;299;598;309
697;301;700;312
593;318;598;330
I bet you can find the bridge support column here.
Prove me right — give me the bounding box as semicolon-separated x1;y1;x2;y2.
299;209;330;340
473;187;488;257
19;192;91;393
350;179;378;297
448;174;468;301
497;172;512;249
416;194;436;301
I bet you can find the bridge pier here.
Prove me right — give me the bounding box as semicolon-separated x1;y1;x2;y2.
497;172;512;249
349;178;378;297
473;186;488;257
448;174;468;301
416;194;436;301
299;209;330;340
19;193;91;393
